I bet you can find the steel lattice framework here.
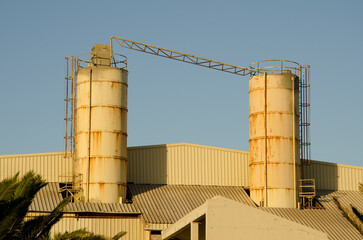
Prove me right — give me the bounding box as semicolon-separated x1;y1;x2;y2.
110;36;259;76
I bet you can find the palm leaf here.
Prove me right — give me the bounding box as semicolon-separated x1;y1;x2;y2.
14;171;47;200
352;206;363;223
112;231;127;240
333;197;363;236
0;173;19;201
22;197;71;239
54;228;91;240
0;197;30;240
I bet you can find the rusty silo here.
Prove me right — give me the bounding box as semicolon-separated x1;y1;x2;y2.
75;44;128;203
249;60;300;208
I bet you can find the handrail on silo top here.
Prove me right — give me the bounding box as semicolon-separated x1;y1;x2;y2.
77;52;127;70
249;60;300;75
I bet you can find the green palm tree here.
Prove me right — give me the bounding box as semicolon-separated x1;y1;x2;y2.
0;172;126;240
54;229;126;240
0;171;70;240
333;183;363;236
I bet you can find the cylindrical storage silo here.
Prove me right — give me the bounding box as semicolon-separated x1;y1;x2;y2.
249;71;300;208
75;45;128;203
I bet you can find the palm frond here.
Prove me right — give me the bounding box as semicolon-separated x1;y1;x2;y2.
112;231;127;240
0;197;31;240
333;197;363;236
22;197;71;239
54;229;127;240
359;183;363;194
0;173;19;201
352;206;363;222
14;171;47;200
54;228;90;240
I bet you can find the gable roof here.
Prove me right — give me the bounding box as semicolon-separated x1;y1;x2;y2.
162;196;329;240
128;184;255;224
29;182;140;214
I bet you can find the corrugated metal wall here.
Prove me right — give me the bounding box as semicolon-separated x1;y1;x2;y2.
0;152;72;182
303;160;363;191
1;144;363;191
127;143;250;186
25;214;148;240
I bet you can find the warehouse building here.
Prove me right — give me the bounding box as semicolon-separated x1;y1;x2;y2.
1;143;363;239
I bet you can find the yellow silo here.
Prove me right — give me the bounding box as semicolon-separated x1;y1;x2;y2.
75;44;128;203
249;61;300;208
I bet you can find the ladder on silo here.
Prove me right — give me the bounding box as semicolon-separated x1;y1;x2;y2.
64;56;77;161
64;56;83;202
299;66;311;166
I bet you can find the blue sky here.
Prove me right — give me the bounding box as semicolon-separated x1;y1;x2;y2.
0;0;362;167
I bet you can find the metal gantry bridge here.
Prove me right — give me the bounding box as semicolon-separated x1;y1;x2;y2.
64;37;312;203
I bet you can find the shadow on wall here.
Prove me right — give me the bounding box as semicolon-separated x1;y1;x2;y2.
303;161;338;192
126;143;251;187
127;145;168;185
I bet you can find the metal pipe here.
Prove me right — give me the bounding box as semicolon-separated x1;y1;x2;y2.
87;68;92;202
264;72;268;207
292;74;296;208
65;58;69;159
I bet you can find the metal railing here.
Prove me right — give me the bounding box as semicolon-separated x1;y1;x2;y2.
249;59;300;75
299;179;317;208
77;52;127;70
59;173;84;202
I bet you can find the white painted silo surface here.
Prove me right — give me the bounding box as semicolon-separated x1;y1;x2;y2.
249;72;300;208
76;65;128;203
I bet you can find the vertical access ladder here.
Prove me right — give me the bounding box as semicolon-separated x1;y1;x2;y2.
298;65;311;166
298;65;315;208
63;56;83;202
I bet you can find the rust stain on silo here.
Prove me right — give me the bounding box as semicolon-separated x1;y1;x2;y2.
249;71;300;208
75;52;128;203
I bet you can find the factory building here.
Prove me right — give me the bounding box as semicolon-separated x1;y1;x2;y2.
1;41;363;239
1;143;363;239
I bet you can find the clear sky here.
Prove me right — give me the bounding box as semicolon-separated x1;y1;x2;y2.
0;0;362;167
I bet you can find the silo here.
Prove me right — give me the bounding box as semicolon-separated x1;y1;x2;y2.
75;44;128;203
249;62;300;208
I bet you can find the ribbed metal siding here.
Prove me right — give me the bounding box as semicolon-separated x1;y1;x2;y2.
2;148;362;191
128;143;250;186
263;190;363;240
303;160;363;191
0;152;72;182
29;183;140;214
25;214;147;240
129;184;255;224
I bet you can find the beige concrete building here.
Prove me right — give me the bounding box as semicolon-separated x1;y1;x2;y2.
162;196;329;240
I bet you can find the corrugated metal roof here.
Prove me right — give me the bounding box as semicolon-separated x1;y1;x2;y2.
262;190;363;240
64;202;139;214
26;214;148;240
29;183;140;214
30;182;64;212
128;184;255;224
130;184;363;239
